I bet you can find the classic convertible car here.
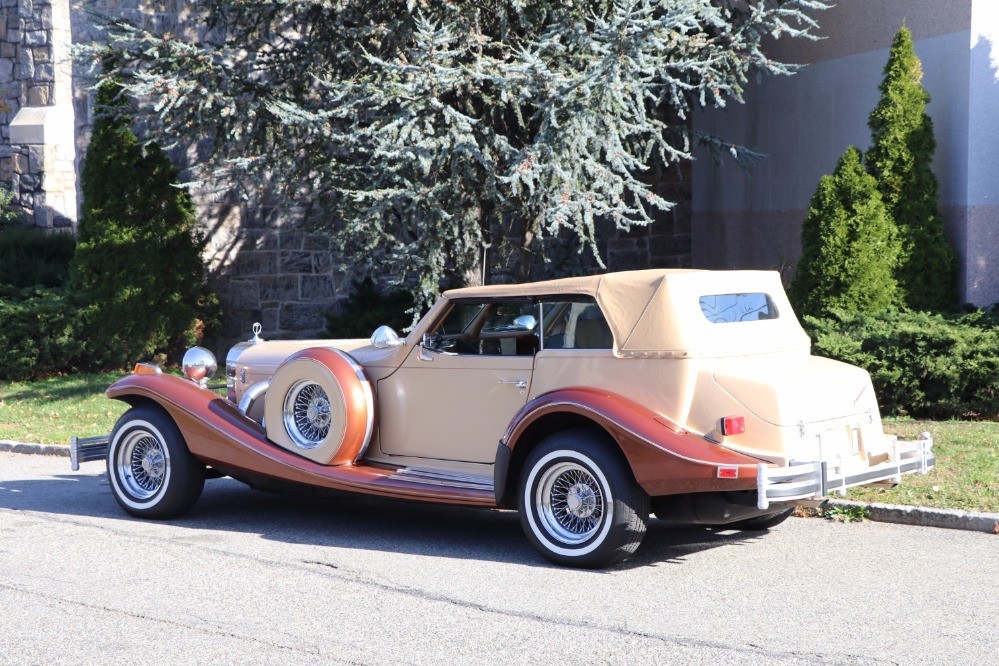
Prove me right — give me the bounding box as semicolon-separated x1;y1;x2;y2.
71;269;934;567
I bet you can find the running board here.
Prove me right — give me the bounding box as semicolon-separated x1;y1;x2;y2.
391;466;495;492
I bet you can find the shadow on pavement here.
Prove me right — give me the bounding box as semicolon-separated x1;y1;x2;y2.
0;464;769;570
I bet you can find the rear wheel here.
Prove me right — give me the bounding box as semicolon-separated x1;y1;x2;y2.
518;430;648;568
107;405;205;519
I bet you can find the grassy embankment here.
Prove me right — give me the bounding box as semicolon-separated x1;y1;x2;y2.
1;374;995;512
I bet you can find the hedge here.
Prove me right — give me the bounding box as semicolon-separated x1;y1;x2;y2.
0;287;84;380
0;228;76;289
805;309;999;420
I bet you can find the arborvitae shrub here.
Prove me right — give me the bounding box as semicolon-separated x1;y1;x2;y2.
866;27;956;311
0;228;76;289
70;81;218;368
805;309;999;419
790;147;902;318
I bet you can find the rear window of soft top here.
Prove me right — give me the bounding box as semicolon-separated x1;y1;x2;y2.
699;293;779;324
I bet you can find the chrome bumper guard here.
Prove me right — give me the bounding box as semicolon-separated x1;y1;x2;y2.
69;435;110;472
756;434;935;510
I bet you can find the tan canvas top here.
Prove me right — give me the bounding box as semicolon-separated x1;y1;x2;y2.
444;269;810;357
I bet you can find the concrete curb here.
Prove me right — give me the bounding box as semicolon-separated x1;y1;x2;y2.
0;440;69;457
824;499;998;535
3;442;997;534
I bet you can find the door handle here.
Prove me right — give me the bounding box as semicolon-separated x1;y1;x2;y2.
498;379;528;390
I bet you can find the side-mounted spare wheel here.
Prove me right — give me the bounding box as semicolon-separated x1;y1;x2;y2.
518;429;649;568
264;348;374;466
107;404;205;519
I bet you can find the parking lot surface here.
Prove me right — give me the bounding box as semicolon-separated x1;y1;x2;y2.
1;451;995;664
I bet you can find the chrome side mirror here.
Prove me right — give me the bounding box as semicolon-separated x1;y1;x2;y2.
513;314;538;331
371;325;405;349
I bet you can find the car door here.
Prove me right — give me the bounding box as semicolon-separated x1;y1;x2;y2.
376;300;538;464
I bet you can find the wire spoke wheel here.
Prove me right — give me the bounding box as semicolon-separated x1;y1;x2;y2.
519;430;649;567
107;407;205;519
115;430;169;500
283;381;333;449
537;462;605;545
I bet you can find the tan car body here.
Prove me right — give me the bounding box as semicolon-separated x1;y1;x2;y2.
230;269;881;476
87;269;934;566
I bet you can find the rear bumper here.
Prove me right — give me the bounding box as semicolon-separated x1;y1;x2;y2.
756;434;935;510
69;435;109;471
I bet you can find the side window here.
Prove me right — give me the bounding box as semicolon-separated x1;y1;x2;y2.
426;301;539;356
541;299;613;350
436;303;485;335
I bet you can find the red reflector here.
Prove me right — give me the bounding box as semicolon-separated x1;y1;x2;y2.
717;466;739;479
721;416;745;436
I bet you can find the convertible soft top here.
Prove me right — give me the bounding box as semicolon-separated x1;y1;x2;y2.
444;269;810;357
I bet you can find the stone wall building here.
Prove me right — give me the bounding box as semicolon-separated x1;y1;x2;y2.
1;0;76;231
1;0;692;351
693;0;999;308
3;1;994;355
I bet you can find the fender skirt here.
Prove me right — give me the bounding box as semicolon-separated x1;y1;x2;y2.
500;387;764;502
105;374;494;506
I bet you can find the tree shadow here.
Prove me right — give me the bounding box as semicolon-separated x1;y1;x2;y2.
0;372;127;403
0;466;771;570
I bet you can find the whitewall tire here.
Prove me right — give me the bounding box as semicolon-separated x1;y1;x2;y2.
518;429;649;568
107;405;205;519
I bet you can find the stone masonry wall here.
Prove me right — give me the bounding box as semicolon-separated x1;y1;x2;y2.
1;0;77;230
1;1;694;352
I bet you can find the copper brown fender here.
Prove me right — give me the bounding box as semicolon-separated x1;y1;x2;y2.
496;387;763;505
105;374;494;506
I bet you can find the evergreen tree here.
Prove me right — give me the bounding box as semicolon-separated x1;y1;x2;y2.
81;0;827;311
790;147;902;318
70;80;217;368
866;27;956;310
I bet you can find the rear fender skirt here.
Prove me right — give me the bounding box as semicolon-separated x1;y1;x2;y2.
501;387;762;498
105;374;493;506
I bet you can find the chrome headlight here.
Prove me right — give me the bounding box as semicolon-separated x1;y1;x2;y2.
226;323;265;401
226;341;253;400
182;347;217;385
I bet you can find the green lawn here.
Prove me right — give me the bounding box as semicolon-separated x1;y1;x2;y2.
847;418;999;513
1;375;996;513
0;372;129;445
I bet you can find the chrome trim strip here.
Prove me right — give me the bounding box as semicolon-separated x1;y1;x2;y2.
237;379;270;420
393;467;495;490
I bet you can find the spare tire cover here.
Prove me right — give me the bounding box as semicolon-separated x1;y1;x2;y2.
264;347;374;465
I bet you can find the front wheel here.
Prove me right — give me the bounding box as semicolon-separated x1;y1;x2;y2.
518;430;649;568
107;405;205;519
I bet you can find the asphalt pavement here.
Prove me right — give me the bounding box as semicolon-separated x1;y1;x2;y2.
1;451;995;665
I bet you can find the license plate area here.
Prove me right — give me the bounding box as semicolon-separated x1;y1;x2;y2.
814;424;866;466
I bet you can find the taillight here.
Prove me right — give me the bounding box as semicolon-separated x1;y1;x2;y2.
721;415;745;436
